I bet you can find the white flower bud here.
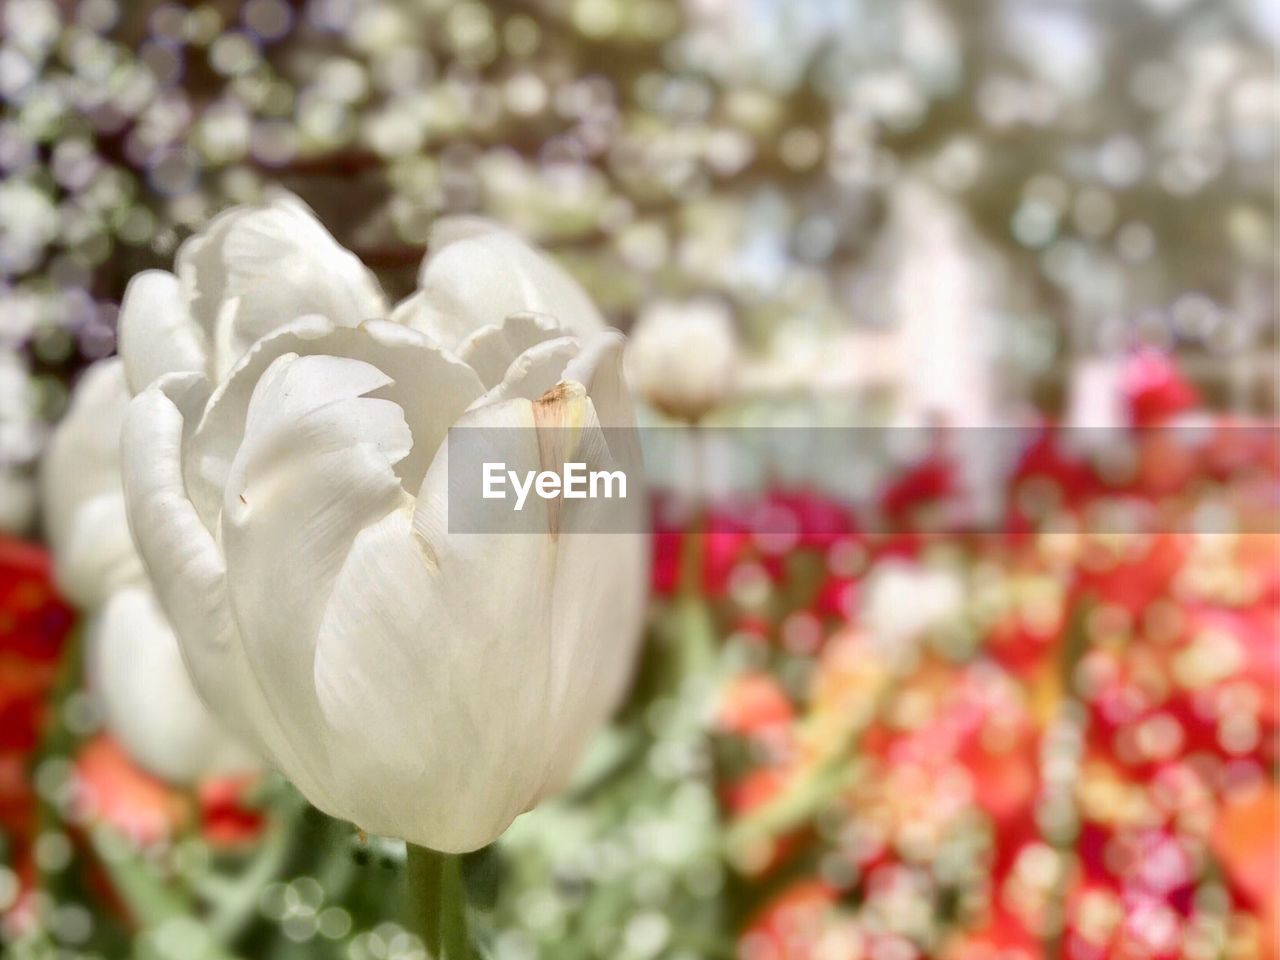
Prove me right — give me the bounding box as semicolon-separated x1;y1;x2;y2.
626;298;738;422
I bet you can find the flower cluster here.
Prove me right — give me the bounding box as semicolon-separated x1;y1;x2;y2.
671;423;1278;959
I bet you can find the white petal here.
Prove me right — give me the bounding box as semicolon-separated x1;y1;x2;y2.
564;332;647;516
470;336;580;409
226;353;412;509
56;493;142;606
122;377;234;678
529;388;647;795
546;337;649;771
117;270;208;394
326;388;646;848
455;312;564;389
88;586;259;784
121;378;266;755
40;360;139;607
312;505;555;851
219;353;415;794
398;218;604;348
315;398;566;850
564;330;636;430
177;195;387;378
187;318;484;527
541;519;648;799
176;204;242;333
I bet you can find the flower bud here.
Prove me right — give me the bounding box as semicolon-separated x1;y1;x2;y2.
627;298;738;422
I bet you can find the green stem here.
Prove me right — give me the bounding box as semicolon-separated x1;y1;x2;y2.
1043;595;1094;960
405;845;472;960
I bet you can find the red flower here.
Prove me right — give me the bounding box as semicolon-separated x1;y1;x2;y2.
198;777;267;847
72;736;191;847
1124;350;1200;428
0;537;75;915
1008;421;1102;521
881;450;957;530
1073;532;1188;615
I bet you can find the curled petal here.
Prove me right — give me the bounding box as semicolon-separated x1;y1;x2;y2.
177;194;387;378
471;336;581;409
393;218;604;347
220;353;416;796
188;318;483;529
121;376;272;762
564;332;646;508
118;271;209;395
456;312;565;389
564;330;635;430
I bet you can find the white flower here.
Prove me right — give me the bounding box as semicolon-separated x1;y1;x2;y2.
117;192;387;393
390;217;605;350
626;298;738;422
89;586;258;782
122;313;647;850
41;362;142;608
862;559;964;656
41;359;258;783
0;180;59;274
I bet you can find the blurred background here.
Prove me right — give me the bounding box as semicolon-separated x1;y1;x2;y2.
0;0;1277;958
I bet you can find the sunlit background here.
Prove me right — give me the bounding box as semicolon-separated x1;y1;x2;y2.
1;0;1277;958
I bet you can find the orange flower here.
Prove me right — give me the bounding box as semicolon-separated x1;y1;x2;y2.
1212;784;1279;957
73;736;190;847
717;673;795;738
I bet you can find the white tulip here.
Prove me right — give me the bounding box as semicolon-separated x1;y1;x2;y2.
117;192;387;394
88;586;260;783
626;298;738;422
390;217;605;349
42;361;143;608
122;309;648;852
41;359;258;783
